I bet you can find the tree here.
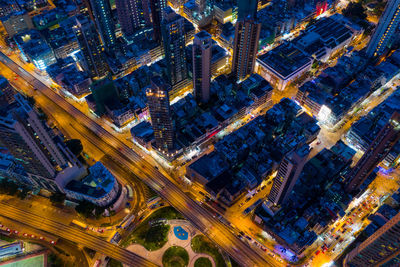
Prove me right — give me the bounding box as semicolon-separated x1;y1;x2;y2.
343;2;367;21
65;139;83;156
17;188;29;200
0;179;18;195
50;192;66;205
145;224;169;244
75;200;96;217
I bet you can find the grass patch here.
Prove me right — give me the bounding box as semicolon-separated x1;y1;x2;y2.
0;234;15;242
122;207;184;250
191;235;226;267
162;246;189;267
107;258;123;267
194;257;212;267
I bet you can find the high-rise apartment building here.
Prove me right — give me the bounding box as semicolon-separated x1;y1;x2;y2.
0;94;75;191
231;18;261;81
193;31;212;103
344;211;400;266
73;15;108;79
366;0;400;57
146;76;175;152
161;7;188;86
116;0;141;37
268;145;310;206
89;0;117;53
345;112;400;193
149;0;167;43
0;10;34;38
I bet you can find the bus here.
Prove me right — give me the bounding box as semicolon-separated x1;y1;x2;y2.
126;185;133;200
121;215;135;230
0;242;23;258
71;220;88;230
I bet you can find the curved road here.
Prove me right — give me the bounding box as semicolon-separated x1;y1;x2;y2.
0;201;156;267
0;52;281;267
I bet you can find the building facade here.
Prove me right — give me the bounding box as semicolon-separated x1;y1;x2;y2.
192;31;212;103
344;211;400;266
73;15;109;79
345;112;400;193
116;0;141;37
0;94;74;191
232;18;261;81
366;0;400;57
89;0;117;53
149;0;167;43
268;145;310;206
161;7;188;86
146;76;175;152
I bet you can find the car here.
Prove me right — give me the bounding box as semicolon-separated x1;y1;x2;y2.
245;197;251;202
13;230;18;234
315;250;320;255
261;185;266;190
50;240;56;244
261;246;267;252
39;236;44;240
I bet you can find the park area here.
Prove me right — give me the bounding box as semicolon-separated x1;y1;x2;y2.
122;206;229;267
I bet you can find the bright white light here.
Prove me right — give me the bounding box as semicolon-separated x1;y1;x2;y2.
318;105;331;122
321;261;334;267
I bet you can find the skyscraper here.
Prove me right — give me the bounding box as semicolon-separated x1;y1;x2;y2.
344;211;400;266
161;7;188;86
231;18;261;81
0;94;72;191
116;0;141;37
193;31;212;103
73;15;108;79
237;0;258;20
345;112;400;193
366;0;400;57
149;0;167;43
89;0;117;53
146;76;175;152
268;145;309;206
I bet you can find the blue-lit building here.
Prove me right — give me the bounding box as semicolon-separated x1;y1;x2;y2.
64;162;121;207
14;30;56;70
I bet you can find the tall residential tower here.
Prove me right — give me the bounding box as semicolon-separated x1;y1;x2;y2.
73;15;108;79
146;76;175;153
366;0;400;57
232;0;261;81
345;112;400;193
116;0;141;37
344;211;400;266
161;7;188;86
192;31;212;103
149;0;167;43
89;0;117;53
267;145;310;206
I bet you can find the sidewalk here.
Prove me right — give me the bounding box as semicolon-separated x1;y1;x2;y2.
126;220;215;267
